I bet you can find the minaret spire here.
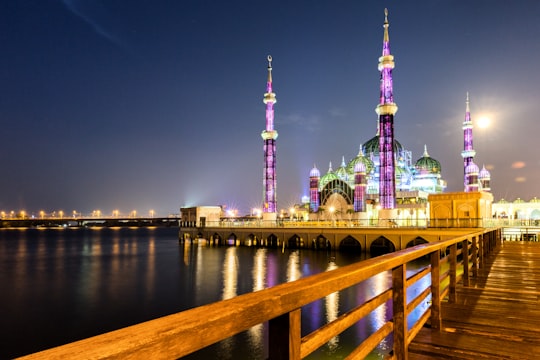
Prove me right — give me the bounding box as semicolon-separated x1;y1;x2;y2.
375;8;398;210
461;92;477;191
261;55;278;219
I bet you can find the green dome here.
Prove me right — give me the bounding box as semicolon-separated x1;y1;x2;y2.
335;156;349;181
347;145;374;174
319;162;339;188
362;135;404;157
414;145;441;174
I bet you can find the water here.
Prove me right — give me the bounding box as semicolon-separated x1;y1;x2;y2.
0;227;429;359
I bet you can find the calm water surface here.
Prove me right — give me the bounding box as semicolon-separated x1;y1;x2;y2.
0;227;429;359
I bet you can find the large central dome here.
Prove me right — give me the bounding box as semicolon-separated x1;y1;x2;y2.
362;135;404;157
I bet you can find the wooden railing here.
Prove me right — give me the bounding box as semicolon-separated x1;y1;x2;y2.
20;228;501;360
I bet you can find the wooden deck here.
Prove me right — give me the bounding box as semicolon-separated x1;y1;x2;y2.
409;241;540;359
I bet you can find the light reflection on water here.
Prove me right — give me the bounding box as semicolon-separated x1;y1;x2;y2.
0;228;429;359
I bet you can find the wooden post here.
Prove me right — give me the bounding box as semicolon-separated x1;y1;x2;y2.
472;236;478;278
478;234;484;268
269;309;301;360
462;239;470;287
449;243;457;303
430;250;442;330
392;264;408;360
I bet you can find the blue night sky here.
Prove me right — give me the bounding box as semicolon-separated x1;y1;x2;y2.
1;0;539;216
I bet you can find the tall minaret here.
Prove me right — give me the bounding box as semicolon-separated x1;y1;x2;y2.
375;8;398;210
461;92;476;192
261;55;278;220
309;165;320;213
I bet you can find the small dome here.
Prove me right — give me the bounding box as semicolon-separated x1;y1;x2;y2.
465;162;479;174
309;164;320;177
335;156;349;181
479;165;490;179
514;198;524;203
414;145;441;174
530;197;540;203
347;144;374;174
319;162;339;188
354;161;366;173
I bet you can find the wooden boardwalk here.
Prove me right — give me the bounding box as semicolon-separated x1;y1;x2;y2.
409;241;540;359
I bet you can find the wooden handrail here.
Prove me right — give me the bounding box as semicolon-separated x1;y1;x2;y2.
20;228;500;360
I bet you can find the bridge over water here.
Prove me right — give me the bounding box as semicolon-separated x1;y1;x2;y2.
0;216;180;228
180;224;495;256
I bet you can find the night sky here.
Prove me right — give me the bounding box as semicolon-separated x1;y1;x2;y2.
1;1;539;217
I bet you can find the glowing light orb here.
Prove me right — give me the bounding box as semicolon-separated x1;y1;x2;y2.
477;116;490;129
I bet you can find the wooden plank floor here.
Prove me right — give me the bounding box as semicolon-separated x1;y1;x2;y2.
409;241;540;359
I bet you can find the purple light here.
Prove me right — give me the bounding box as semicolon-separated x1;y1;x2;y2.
461;93;477;192
377;9;397;210
309;175;319;212
354;171;366;212
262;56;278;213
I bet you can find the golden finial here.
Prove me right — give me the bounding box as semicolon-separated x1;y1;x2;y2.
267;55;272;68
384;8;388;23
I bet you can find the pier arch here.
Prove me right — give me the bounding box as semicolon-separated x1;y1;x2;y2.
370;236;396;257
339;235;362;253
267;234;278;248
288;234;302;249
227;233;237;246
406;236;428;248
312;234;330;250
212;233;222;246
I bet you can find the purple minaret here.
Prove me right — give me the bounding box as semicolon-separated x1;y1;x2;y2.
261;55;278;217
461;92;477;192
353;162;367;212
309;165;320;212
375;8;398;209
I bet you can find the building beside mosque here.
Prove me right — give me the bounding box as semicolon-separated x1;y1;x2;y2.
492;197;540;221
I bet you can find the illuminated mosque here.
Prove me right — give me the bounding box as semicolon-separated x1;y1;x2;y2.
184;9;494;228
300;9;492;224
